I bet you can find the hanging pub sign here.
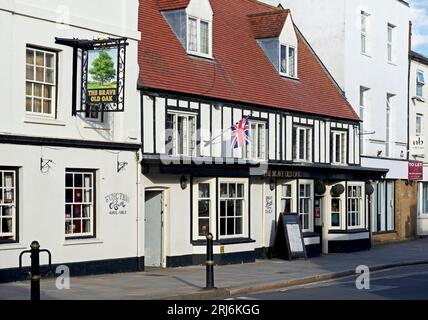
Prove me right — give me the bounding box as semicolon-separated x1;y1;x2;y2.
55;37;128;115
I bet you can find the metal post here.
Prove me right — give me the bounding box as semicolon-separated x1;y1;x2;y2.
30;241;41;301
206;233;215;289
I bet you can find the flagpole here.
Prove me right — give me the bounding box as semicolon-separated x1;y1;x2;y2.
203;115;250;147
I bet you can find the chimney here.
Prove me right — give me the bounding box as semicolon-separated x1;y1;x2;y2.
409;20;413;51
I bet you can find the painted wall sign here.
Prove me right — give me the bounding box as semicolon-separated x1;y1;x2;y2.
264;170;300;178
265;196;273;215
410;136;425;156
105;193;130;215
409;161;424;181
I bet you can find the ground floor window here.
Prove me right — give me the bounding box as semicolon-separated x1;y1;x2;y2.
65;170;95;238
348;184;364;229
280;183;293;214
418;182;428;216
330;197;342;228
193;178;248;240
372;180;395;233
0;169;17;242
299;180;313;232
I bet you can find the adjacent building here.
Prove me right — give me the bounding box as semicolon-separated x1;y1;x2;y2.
262;0;415;244
0;0;142;282
409;51;428;236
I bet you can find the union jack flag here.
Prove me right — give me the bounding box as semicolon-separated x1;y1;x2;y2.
231;117;252;149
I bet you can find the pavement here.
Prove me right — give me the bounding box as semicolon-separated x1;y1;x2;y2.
1;238;427;300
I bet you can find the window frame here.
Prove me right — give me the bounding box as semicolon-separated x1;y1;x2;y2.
387;24;395;63
186;15;212;59
25;46;58;118
361;11;370;55
278;181;297;214
166;110;198;157
372;180;395;233
218;178;248;240
244;121;267;161
385;94;394;157
331;130;347;165
279;44;298;78
293;125;313;163
418;182;428;217
416;114;423;137
0;168;19;244
65;169;96;240
192;178;216;240
347;183;365;230
298;180;314;233
416;70;425;98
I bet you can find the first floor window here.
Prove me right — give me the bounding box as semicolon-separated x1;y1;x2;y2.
372;180;395;233
26;47;57;116
166;112;197;157
187;16;211;57
417;70;425;97
0;170;17;242
65;170;95;238
293;126;312;162
361;11;369;54
245;122;266;160
332;131;347;164
299;182;312;232
348;185;363;228
331;198;341;228
220;182;245;237
198;183;211;236
280;183;293;214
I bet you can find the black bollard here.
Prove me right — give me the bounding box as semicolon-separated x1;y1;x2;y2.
30;241;41;301
206;233;215;289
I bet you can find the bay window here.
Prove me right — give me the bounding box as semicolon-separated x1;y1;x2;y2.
65;170;95;238
0;170;17;242
26;47;57;116
166;112;197;157
293;126;312;162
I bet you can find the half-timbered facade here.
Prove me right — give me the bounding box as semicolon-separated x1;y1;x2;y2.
138;0;388;267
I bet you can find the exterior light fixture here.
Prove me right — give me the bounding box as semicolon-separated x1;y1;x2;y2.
180;176;188;190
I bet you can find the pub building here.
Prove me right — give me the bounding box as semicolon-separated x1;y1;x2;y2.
138;0;388;268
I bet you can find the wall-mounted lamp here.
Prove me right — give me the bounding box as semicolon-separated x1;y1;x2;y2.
180;176;188;190
269;178;276;191
40;158;54;174
117;161;129;173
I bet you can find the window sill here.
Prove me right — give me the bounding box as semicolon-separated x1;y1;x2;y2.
24;116;66;127
83;126;111;131
191;238;255;246
280;74;299;81
187;52;214;61
387;61;397;67
62;238;103;246
0;243;27;251
329;229;368;234
361;52;371;58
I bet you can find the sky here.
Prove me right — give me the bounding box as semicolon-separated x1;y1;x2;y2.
410;0;428;56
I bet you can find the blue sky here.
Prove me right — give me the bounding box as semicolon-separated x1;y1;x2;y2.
411;0;428;56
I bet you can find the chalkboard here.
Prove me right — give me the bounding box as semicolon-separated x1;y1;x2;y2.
270;213;307;260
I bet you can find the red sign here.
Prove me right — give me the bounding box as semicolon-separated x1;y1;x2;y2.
409;161;423;181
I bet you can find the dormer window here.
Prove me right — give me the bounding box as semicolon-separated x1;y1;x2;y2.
187;16;211;57
280;44;297;78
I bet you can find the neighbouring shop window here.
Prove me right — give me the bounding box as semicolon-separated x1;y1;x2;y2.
372;180;395;233
166;112;197;157
418;183;428;216
65;171;95;238
293;126;312;162
0;170;17;242
299;181;313;232
26;47;57;116
331;198;341;228
197;183;211;236
331;131;347;165
348;185;363;228
280;183;293;214
245;122;266;160
220;182;245;237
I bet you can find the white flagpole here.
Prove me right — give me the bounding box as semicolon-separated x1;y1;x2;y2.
203;115;250;147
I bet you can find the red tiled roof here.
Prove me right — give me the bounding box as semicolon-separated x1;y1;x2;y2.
157;0;190;11
138;0;359;121
248;10;289;39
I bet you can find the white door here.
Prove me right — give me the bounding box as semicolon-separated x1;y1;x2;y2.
145;191;163;267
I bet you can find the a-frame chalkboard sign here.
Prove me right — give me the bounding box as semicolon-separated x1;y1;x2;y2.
270;213;308;260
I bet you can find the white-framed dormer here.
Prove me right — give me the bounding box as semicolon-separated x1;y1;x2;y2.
279;14;298;79
186;0;213;59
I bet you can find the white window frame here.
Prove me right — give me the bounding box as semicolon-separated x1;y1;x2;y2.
278;180;297;214
65;171;95;239
330;196;343;230
166;111;197;157
347;183;365;230
387;24;395;63
416;114;423;137
298;180;314;233
0;170;17;242
192;178;216;240
332;131;347;165
418;182;428;217
244;121;266;161
187;15;212;59
293;126;313;163
361;11;370;55
417;70;425;98
279;44;298;78
26;47;57;117
218;178;248;239
386;94;394;157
